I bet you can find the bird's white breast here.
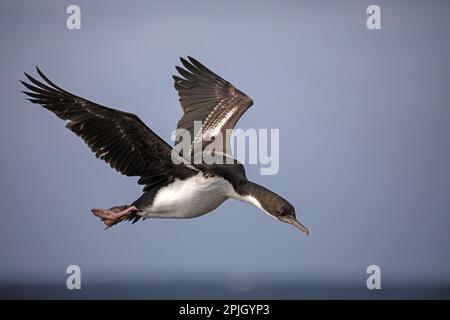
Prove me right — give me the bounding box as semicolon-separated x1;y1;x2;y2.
140;172;233;219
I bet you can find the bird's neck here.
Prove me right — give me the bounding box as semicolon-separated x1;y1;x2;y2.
233;181;279;215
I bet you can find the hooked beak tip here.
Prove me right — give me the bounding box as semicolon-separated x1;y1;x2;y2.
282;216;309;236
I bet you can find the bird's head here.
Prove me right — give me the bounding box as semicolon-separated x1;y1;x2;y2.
236;181;309;236
265;197;309;236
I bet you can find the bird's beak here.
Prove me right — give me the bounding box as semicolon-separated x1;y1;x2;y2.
280;216;309;236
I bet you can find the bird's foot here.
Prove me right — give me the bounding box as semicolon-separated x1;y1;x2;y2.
91;205;137;229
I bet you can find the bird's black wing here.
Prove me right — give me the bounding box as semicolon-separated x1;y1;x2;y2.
22;67;197;191
173;57;253;158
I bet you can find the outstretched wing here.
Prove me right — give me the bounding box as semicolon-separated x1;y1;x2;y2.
21;67;197;191
173;57;253;158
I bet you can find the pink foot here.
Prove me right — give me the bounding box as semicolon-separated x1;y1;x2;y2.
91;205;137;229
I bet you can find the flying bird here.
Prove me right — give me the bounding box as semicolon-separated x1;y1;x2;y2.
21;57;309;235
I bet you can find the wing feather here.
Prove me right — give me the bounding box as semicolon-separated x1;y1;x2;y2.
173;57;253;157
22;67;197;190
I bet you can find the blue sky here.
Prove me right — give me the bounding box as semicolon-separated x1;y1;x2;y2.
1;0;450;298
